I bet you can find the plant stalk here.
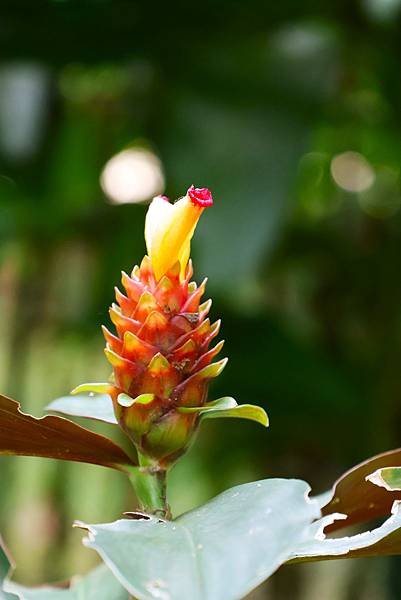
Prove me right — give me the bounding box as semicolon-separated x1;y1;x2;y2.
128;452;171;519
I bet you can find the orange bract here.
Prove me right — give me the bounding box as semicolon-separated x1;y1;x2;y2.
103;256;225;466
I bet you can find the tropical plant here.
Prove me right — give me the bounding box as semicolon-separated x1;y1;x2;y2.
2;187;401;599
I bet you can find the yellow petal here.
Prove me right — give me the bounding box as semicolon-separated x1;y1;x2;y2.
145;187;213;281
144;196;173;258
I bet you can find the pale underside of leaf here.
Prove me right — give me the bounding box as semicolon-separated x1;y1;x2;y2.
5;471;401;599
288;499;401;563
78;479;319;600
46;395;117;425
4;564;128;600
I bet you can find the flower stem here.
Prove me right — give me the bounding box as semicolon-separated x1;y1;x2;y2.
128;452;171;519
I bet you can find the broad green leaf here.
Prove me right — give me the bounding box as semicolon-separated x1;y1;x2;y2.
46;395;117;425
0;394;135;472
321;447;401;531
177;397;269;427
79;479;319;600
5;564;128;600
366;466;401;491
0;538;17;599
288;499;401;563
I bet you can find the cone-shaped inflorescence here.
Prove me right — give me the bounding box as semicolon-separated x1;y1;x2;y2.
72;186;267;474
68;186;267;515
103;255;225;467
76;186;223;469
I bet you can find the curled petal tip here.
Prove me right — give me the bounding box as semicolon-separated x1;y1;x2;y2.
145;186;213;281
156;195;171;203
187;185;213;207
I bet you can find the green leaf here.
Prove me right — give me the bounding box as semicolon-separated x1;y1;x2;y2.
116;394;135;408
366;466;401;491
177;397;269;427
71;383;114;396
117;393;154;408
78;479;319;600
5;564;128;600
288;499;401;563
321;447;401;532
46;395;117;425
0;394;135;472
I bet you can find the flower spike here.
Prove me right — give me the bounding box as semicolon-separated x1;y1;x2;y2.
70;185;267;470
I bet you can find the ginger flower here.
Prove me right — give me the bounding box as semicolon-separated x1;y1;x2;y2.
73;185;267;469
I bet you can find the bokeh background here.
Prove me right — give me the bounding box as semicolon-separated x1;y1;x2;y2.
1;1;401;597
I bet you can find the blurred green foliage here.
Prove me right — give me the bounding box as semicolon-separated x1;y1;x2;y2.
1;0;401;597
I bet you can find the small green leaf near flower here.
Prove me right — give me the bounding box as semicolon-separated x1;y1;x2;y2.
177;397;268;427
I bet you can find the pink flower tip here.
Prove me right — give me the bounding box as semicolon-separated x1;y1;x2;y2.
157;195;171;203
187;185;213;208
